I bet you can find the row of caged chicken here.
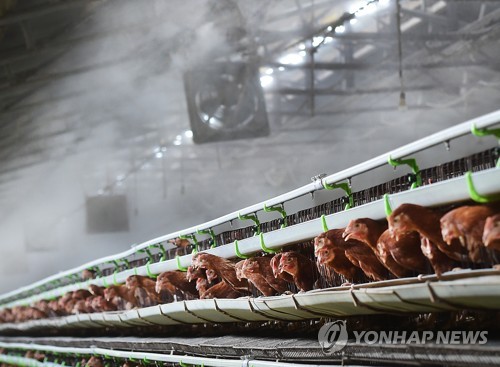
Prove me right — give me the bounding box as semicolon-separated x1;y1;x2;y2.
0;350;144;367
0;203;499;324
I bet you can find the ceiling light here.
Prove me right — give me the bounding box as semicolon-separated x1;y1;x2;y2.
298;50;307;57
173;140;182;146
260;75;274;88
279;53;304;65
153;146;160;153
161;146;167;152
312;36;324;47
176;134;182;141
335;25;346;33
298;43;306;50
155;152;163;158
350;18;358;25
278;66;285;71
326;26;333;32
379;0;390;5
264;68;274;75
324;36;334;44
184;130;193;138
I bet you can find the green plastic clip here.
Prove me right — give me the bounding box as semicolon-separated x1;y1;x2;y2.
153;243;167;261
471;123;500;139
139;246;155;261
234;240;251;259
259;233;276;254
466;171;500;203
384;193;393;216
238;212;261;235
113;271;120;286
388;155;422;189
196;228;217;248
180;234;199;254
321;214;329;232
102;276;109;288
471;123;500;167
88;266;102;278
176;255;188;272
263;203;288;228
323;181;354;210
146;261;157;279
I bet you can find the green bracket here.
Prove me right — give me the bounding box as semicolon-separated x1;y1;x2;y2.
180;234;199;254
234;240;251;259
197;228;217;248
109;260;124;272
238;212;261;235
113;271;120;286
259;233;276;254
321;214;329;232
388;155;422;189
466;171;500;203
471;123;500;167
323;181;354;210
471;123;500;139
138;246;155;261
146;261;157;279
102;276;109;288
176;255;188;272
263;203;288;228
88;266;102;278
153;243;167;261
384;193;393;216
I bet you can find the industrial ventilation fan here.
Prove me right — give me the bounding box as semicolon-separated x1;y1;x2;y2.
183;62;269;144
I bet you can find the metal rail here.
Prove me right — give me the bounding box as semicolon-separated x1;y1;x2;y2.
0;109;499;306
1;167;498;310
0;342;340;367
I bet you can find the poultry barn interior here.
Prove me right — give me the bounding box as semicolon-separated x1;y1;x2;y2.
0;0;500;366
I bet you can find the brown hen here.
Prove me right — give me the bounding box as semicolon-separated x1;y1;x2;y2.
279;251;319;291
343;218;410;277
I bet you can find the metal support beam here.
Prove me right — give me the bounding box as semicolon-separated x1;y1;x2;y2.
400;6;455;27
269;59;496;71
0;0;104;27
265;84;458;96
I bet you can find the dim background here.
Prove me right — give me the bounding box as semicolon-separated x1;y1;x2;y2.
0;0;499;293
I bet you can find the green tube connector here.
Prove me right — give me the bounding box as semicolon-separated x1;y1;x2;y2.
323;181;354;210
388;155;422;189
176;255;188;272
180;234;199;253
146;261;157;279
321;214;329;232
471;123;500;167
234;240;251;259
259;233;276;254
196;228;217;248
466;171;500;203
238;212;261;235
263;203;288;228
384;193;393;216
